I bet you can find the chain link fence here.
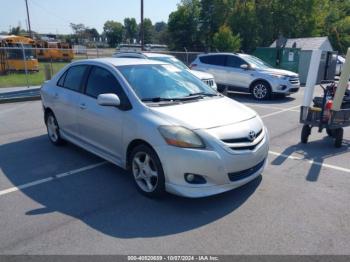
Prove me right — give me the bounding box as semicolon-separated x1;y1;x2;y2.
0;47;203;88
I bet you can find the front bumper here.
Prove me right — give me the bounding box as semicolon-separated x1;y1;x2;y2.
154;131;269;198
271;78;300;94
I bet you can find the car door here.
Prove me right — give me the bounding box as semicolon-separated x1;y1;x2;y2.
199;55;227;84
77;65;129;164
224;55;252;90
53;65;88;139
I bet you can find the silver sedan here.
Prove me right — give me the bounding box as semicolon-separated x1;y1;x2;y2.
41;58;269;198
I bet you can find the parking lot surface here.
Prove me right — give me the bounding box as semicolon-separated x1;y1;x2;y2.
0;88;349;255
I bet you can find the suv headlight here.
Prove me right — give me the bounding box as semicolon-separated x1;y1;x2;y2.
158;126;205;148
269;74;288;80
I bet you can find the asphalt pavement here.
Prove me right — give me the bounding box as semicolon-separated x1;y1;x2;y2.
0;88;349;255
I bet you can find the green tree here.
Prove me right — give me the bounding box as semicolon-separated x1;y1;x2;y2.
124;18;138;43
103;20;123;47
154;22;169;44
212;25;240;52
142;18;155;44
200;0;234;49
167;0;203;50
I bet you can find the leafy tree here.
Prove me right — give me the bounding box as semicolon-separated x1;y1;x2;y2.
142;18;155;44
85;28;99;41
154;22;169;44
200;0;234;49
167;0;203;50
212;25;240;52
124;18;138;43
103;20;123;47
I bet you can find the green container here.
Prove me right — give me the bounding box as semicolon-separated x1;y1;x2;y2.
253;47;300;73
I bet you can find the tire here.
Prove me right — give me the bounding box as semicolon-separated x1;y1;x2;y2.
45;111;65;146
251;81;272;100
217;84;226;93
301;125;311;144
129;144;165;197
333;128;343;148
326;128;333;137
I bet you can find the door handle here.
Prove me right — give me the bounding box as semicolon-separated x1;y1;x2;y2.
79;103;87;110
53;93;58;99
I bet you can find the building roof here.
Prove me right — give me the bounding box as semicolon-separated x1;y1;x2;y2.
270;37;333;51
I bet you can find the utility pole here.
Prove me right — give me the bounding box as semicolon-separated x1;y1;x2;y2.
24;0;32;38
140;0;144;50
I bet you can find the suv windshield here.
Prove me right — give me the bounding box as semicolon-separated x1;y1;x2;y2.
150;56;188;70
241;55;272;70
118;64;217;102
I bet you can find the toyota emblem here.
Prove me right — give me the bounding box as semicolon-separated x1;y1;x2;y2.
248;131;256;141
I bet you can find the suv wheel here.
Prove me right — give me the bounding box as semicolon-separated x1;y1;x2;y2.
251;81;271;100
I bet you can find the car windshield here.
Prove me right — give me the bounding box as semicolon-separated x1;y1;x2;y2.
150;56;189;70
118;64;217;102
241;55;272;70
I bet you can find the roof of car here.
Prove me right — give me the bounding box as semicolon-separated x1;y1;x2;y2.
72;57;167;67
113;52;174;59
198;52;239;57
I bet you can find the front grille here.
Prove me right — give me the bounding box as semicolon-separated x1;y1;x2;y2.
289;77;300;85
228;159;266;182
229;137;263;151
203;79;214;87
222;129;263;144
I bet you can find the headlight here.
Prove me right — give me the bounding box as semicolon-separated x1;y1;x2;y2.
269;74;288;80
158;126;205;148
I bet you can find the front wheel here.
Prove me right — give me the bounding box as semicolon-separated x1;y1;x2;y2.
129;144;165;197
333;128;343;148
251;81;272;100
301;125;311;144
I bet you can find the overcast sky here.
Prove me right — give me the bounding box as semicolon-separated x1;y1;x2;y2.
1;0;181;34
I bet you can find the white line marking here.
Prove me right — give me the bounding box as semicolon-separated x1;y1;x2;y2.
261;105;300;118
248;103;300;112
0;162;107;197
269;151;350;173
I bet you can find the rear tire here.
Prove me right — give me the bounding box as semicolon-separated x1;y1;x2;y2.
301;125;311;144
45;111;65;146
334;128;343;148
326;128;333;137
129;144;165;198
251;81;272;100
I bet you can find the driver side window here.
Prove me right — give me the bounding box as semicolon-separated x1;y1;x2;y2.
86;66;122;98
226;55;246;68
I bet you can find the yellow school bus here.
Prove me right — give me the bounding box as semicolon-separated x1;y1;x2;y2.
35;40;74;62
0;35;39;74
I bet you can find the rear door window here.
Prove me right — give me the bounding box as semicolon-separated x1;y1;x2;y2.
199;55;226;66
59;65;88;92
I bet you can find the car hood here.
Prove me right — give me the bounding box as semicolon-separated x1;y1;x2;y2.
188;69;215;80
259;68;298;77
149;96;257;130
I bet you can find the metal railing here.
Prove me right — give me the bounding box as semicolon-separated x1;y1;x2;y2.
0;47;204;88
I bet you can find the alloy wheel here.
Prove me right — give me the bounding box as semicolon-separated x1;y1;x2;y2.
47;115;59;143
253;83;268;99
132;152;159;193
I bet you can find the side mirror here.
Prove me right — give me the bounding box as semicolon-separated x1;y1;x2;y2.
97;93;121;107
240;64;250;70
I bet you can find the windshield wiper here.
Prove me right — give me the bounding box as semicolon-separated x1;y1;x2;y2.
185;92;218;97
142;97;175;102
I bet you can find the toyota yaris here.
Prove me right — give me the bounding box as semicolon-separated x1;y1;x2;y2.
41;58;269;198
